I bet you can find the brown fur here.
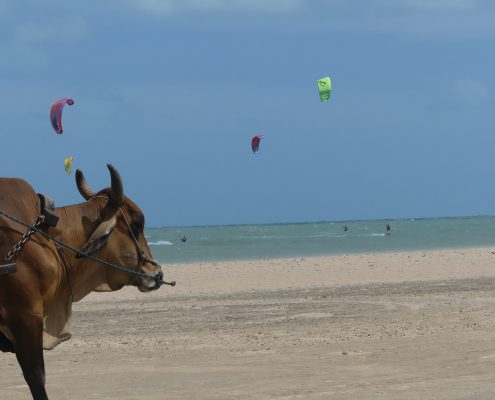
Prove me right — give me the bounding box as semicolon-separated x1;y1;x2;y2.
0;167;162;400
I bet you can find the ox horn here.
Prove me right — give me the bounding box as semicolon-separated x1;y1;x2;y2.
75;169;96;200
107;164;124;206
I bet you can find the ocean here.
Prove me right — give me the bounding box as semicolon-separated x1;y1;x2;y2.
145;216;495;264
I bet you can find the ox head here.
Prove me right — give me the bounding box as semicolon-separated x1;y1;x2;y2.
75;164;163;292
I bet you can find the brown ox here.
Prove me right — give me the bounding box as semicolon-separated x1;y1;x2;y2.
0;164;164;400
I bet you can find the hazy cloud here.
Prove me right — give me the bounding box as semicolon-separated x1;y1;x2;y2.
453;78;490;105
128;0;304;16
13;18;90;43
0;0;13;16
0;43;48;68
123;0;495;38
0;16;90;69
378;0;479;11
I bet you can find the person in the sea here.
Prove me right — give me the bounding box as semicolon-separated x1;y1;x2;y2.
385;224;391;234
180;235;187;242
343;224;348;232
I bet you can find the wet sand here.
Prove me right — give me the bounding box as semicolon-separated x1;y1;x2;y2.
2;247;495;399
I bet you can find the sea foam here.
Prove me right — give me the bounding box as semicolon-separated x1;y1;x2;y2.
148;240;173;246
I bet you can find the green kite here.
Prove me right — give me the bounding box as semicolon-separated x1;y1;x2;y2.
317;76;331;102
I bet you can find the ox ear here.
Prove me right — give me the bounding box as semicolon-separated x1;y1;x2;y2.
77;216;117;257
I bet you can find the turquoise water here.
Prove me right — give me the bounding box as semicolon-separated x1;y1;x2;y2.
145;216;495;264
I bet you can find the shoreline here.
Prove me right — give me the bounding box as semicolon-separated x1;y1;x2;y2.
162;242;495;265
150;242;495;266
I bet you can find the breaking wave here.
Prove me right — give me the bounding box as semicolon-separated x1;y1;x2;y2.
148;240;173;246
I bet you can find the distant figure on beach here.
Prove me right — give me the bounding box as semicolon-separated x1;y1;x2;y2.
343;224;348;232
181;235;187;242
385;224;391;235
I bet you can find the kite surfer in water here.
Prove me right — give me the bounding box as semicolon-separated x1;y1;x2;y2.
385;224;391;235
181;235;187;242
343;224;348;232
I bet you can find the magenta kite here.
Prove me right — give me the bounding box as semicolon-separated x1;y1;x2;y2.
50;98;74;134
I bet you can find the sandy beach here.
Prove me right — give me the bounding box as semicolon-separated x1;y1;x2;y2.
3;247;495;399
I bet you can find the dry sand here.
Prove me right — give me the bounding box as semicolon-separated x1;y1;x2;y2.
3;247;495;398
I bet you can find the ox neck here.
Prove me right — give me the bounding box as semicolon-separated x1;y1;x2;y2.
53;199;113;301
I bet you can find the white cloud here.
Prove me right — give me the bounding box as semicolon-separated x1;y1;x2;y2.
453;78;490;104
129;0;304;16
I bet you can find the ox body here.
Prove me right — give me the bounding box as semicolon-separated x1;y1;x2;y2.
0;165;163;400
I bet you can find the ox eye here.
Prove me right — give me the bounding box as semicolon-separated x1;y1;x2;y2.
131;220;144;237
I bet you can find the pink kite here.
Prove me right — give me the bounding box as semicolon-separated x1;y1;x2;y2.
50;98;74;134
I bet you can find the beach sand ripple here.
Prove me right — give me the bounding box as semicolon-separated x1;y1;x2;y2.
2;248;495;399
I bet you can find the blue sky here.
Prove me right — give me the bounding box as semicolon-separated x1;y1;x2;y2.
1;0;495;226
